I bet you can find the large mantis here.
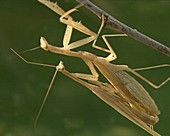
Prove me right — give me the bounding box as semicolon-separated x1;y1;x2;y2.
11;0;170;135
11;49;166;136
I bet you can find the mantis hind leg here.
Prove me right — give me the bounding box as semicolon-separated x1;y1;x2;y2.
124;64;170;89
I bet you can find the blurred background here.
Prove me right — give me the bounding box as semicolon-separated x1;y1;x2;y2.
0;0;170;136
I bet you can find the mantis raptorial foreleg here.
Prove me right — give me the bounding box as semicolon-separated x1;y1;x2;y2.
38;0;127;62
59;4;127;62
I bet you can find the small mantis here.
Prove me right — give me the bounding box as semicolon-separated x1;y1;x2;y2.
11;1;170;136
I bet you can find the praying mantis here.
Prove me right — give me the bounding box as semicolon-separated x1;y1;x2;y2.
11;0;170;136
11;48;167;136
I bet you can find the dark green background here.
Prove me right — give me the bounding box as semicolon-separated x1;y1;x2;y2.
0;0;170;136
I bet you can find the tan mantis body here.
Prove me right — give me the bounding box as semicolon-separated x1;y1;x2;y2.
40;37;169;126
11;37;170;136
37;0;169;125
11;0;170;136
12;45;169;136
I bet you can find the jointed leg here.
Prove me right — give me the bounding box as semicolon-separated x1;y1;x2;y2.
59;5;107;51
121;64;170;89
60;4;83;20
60;4;95;36
72;58;99;81
60;4;127;62
61;11;126;62
101;33;127;62
60;4;97;50
63;36;96;50
133;64;170;71
38;0;72;18
39;37;99;81
59;63;101;90
39;0;127;62
63;25;73;48
91;15;127;62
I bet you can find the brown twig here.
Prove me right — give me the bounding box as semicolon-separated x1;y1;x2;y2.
76;0;170;57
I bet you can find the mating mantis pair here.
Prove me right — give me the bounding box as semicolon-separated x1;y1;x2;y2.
11;0;170;135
